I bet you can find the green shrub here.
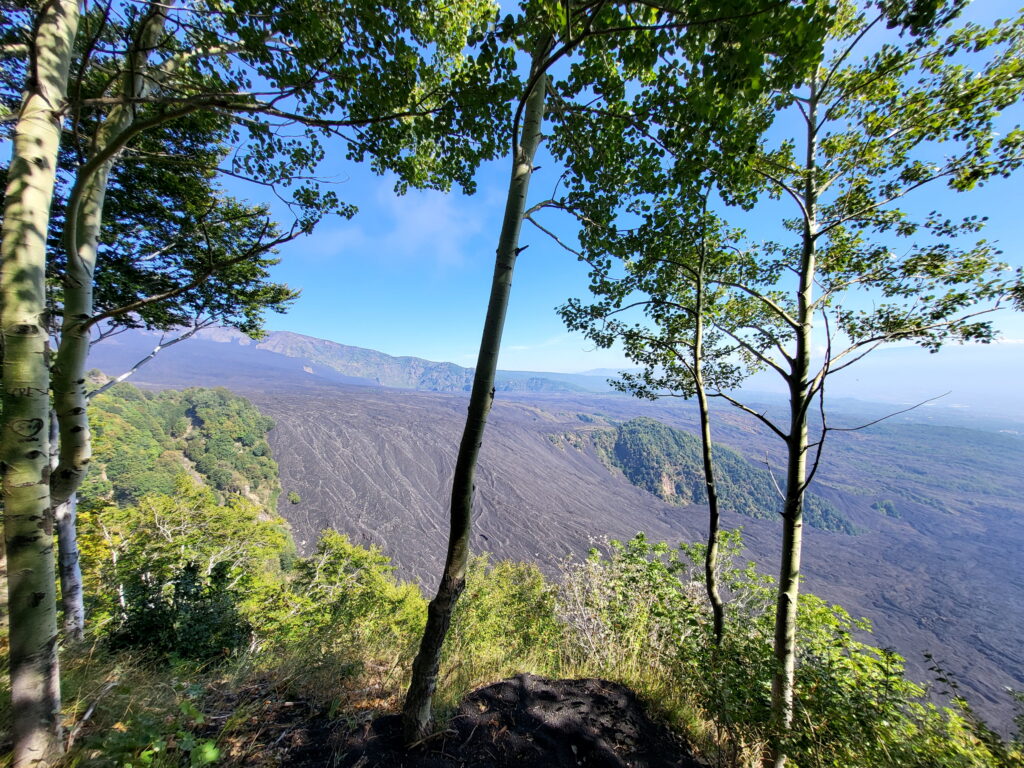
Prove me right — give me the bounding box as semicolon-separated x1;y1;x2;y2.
554;532;1018;767
79;477;290;631
109;561;251;661
434;557;563;708
872;499;901;518
252;530;426;706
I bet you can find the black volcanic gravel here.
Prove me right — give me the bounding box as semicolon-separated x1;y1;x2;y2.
336;674;705;768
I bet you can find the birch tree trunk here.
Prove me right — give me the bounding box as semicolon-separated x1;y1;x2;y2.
53;497;83;639
770;74;818;768
1;1;80;764
49;5;167;642
692;266;725;645
401;46;549;744
46;410;84;641
0;537;7;636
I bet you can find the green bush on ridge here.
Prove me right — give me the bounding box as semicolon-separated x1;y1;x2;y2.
552;532;1021;767
108;561;251;661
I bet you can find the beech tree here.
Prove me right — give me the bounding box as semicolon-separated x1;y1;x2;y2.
556;2;1023;764
401;0;834;741
1;0;512;763
561;198;749;646
1;2;80;764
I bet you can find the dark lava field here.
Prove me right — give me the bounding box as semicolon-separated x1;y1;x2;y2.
89;329;1024;732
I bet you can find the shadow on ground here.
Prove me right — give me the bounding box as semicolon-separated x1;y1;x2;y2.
336;674;705;768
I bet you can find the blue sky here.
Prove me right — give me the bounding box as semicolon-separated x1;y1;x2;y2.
247;1;1023;407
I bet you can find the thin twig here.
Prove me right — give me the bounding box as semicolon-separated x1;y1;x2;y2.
824;392;950;433
67;680;118;750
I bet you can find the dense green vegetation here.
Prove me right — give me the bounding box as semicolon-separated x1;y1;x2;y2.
82;380;280;508
2;385;1021;766
77;477;292;643
590;418;854;533
19;510;1024;767
872;499;900;519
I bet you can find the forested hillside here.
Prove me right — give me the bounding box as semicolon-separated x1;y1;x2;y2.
583;418;853;533
82;379;282;509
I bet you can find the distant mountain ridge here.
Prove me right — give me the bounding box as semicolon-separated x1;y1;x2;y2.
196;328;613;393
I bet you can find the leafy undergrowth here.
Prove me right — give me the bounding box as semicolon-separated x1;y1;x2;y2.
3;502;1022;767
44;652;704;768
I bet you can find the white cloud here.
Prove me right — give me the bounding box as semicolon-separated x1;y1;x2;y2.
371;187;486;269
285;184;489;270
496;332;632;373
504;334;570;353
290;224;366;263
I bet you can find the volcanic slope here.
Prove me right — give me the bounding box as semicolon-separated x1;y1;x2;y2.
87;329;1024;732
146;326;614;393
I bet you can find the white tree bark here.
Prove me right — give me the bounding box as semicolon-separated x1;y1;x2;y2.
1;2;80;765
50;5;167;642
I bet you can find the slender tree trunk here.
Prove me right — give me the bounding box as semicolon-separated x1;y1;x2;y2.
1;2;80;765
48;411;84;640
692;263;725;645
401;46;549;744
49;150;107;642
770;397;808;768
49;6;167;642
55;497;83;638
770;75;818;768
0;533;7;637
695;381;724;644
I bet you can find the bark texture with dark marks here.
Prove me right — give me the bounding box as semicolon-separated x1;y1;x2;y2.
401;46;549;743
1;1;80;764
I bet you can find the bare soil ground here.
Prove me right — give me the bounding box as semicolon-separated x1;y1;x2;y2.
337;674;704;768
206;675;703;768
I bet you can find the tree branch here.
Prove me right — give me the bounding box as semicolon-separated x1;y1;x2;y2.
711;390;789;441
821;391;950;433
714;322;789;379
524;215;582;257
715;280;800;331
81;225;301;332
752;166;810;223
87;318;216;399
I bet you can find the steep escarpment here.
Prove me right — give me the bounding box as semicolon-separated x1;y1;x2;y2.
215;328;591;393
